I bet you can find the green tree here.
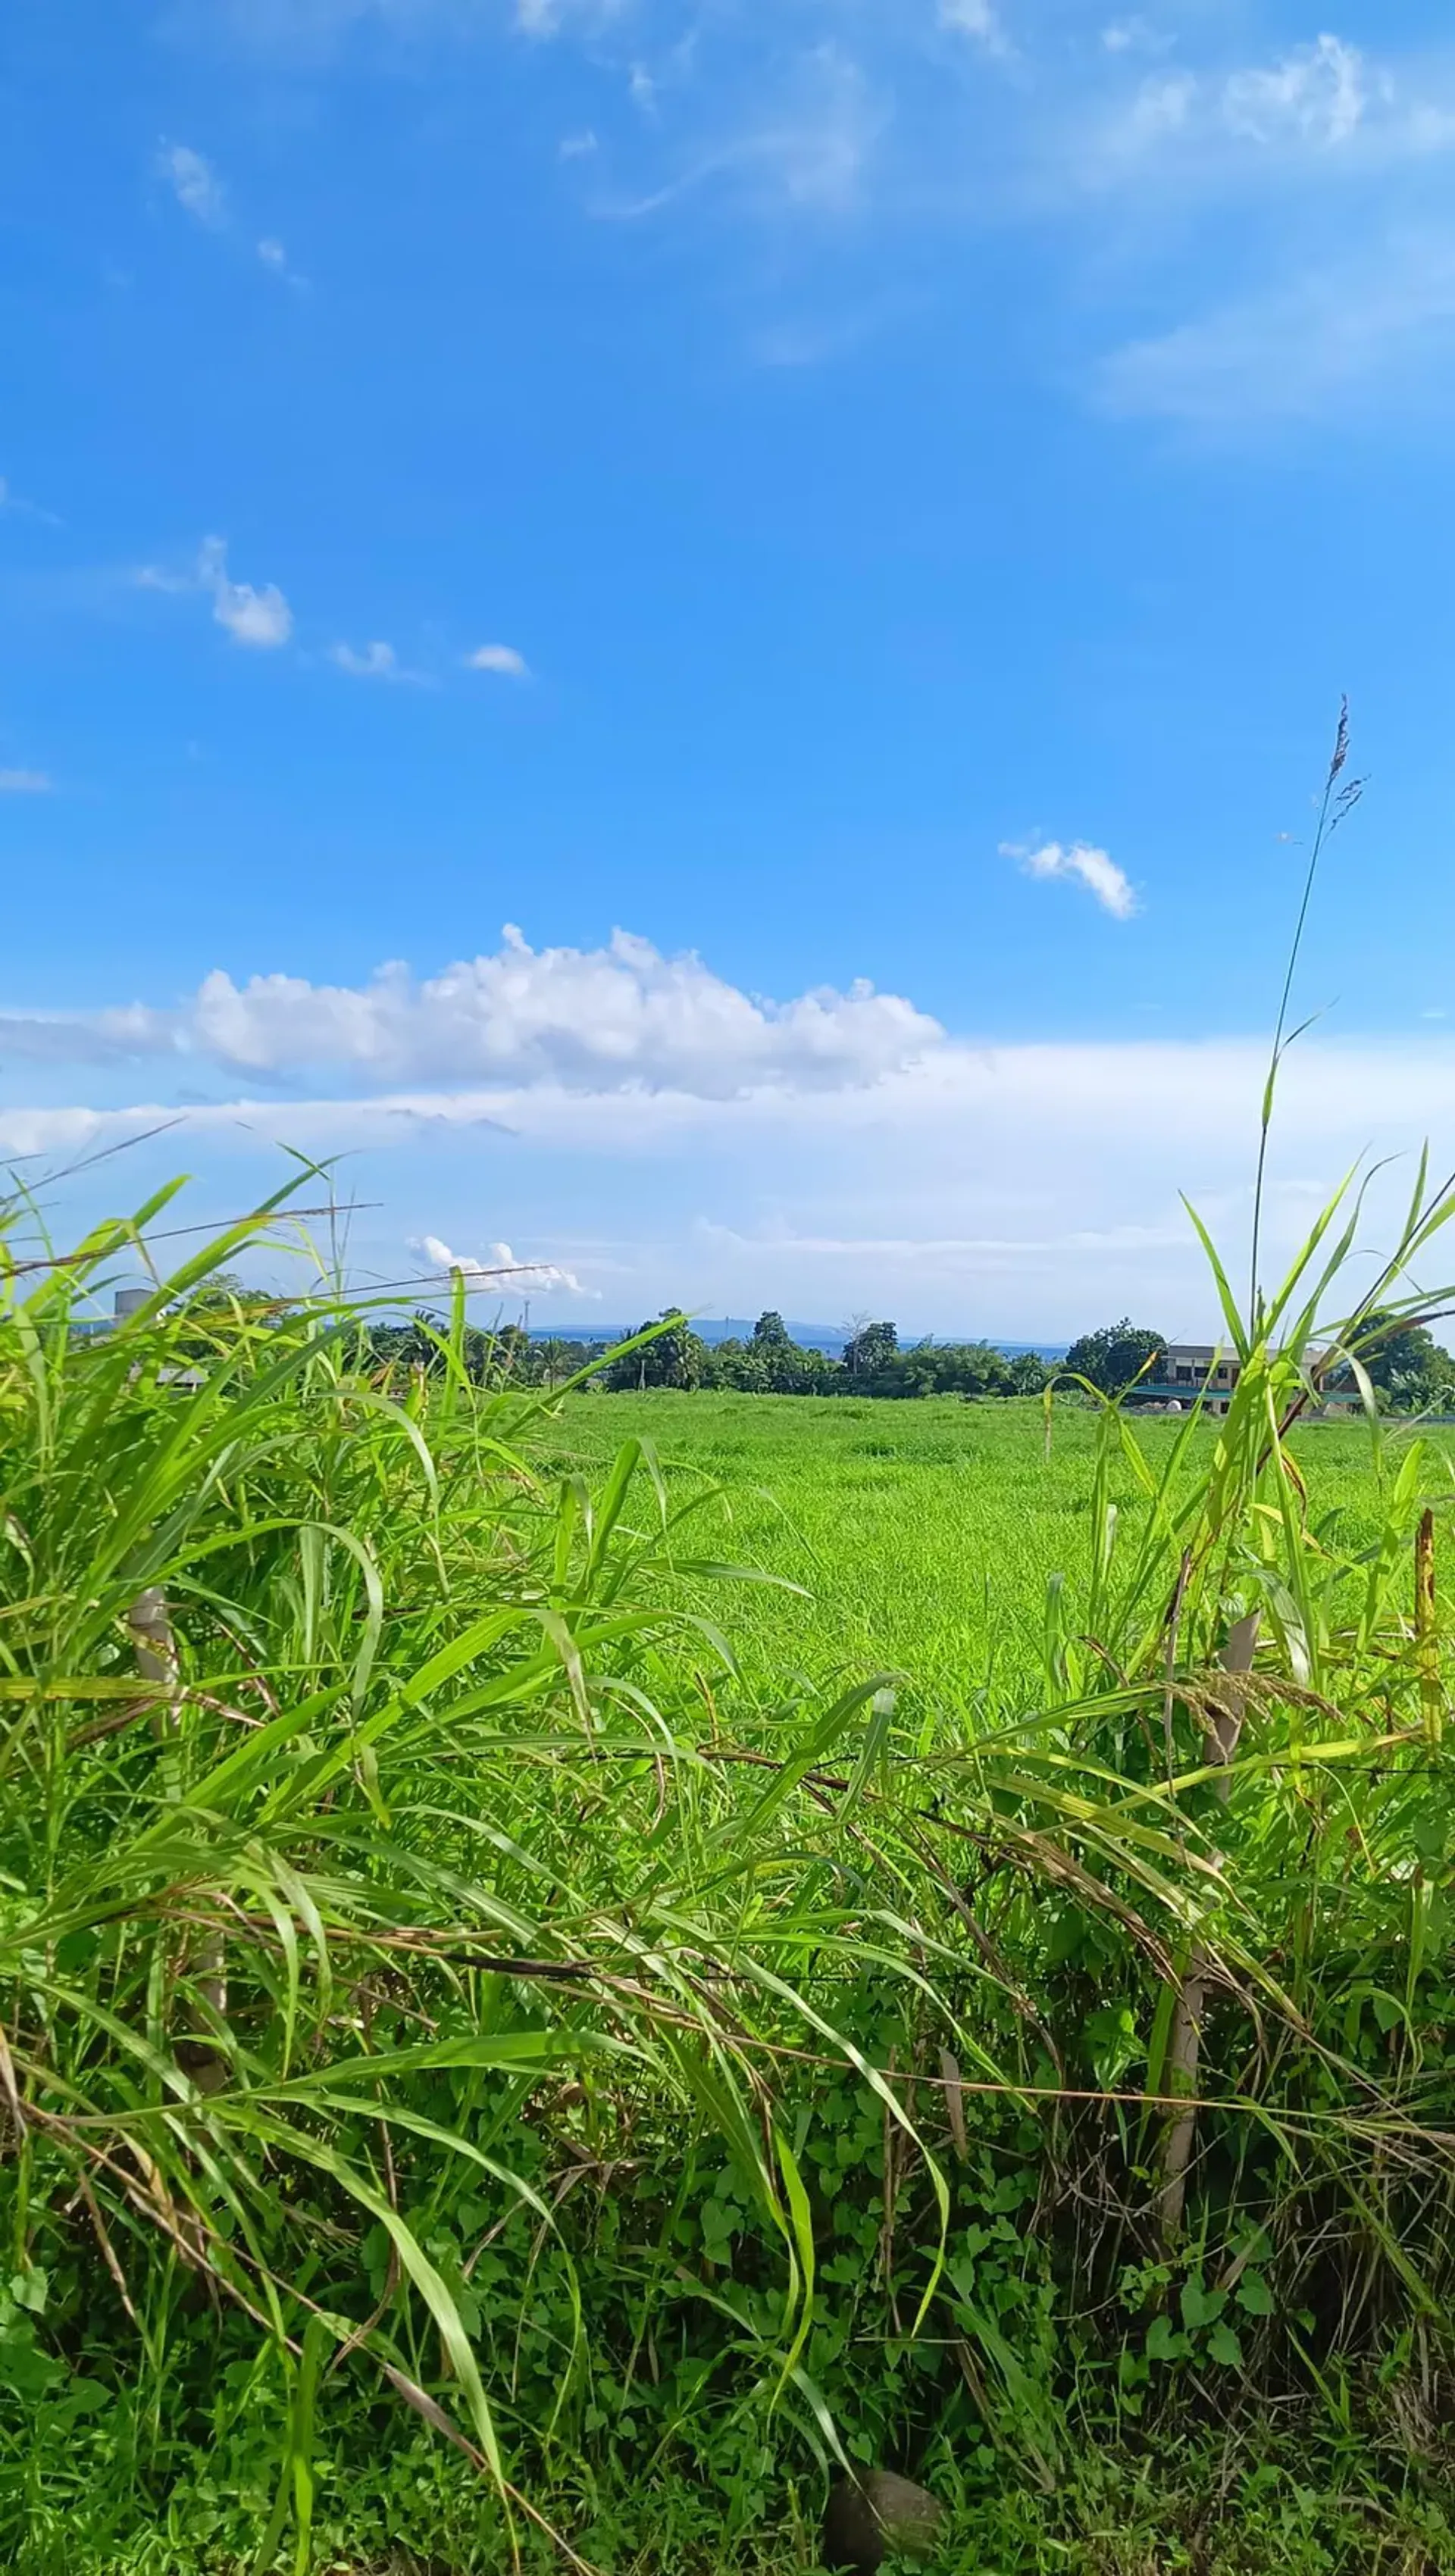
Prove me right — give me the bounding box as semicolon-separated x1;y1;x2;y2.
872;1340;1014;1399
1062;1319;1166;1398
702;1336;762;1392
1007;1350;1051;1396
1341;1311;1455;1412
172;1270;282;1357
840;1320;898;1383
752;1312;830;1393
605;1311;708;1392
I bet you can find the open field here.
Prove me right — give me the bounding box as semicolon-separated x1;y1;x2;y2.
543;1394;1428;1717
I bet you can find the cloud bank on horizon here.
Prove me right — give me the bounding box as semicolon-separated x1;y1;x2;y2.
5;924;1455;1338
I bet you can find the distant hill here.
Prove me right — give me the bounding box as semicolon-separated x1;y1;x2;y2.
524;1318;1069;1361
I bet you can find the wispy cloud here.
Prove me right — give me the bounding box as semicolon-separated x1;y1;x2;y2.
329;639;424;682
465;642;530;677
1085;32;1455;187
1223;33;1366;150
731;43;878;217
515;0;616;36
140;538;294;649
155;142;299;282
197;536;293;648
939;0;1007;58
150;8;1455;438
1005;838;1138;921
600;39;881;226
1100;20;1169;58
1097;236;1455;427
0;473;61;528
158;141;227;227
0;768;51;794
255;234;305;285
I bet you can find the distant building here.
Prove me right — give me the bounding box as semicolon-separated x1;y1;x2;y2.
1130;1343;1359;1417
1166;1343;1240;1401
71;1287;204;1387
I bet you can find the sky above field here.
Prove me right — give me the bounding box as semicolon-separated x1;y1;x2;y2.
4;2;1455;1339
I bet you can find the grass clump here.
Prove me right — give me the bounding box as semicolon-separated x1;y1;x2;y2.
1;1159;1454;2573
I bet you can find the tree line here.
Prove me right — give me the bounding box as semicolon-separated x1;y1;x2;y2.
180;1286;1455;1411
595;1306;1455;1411
596;1308;1051;1397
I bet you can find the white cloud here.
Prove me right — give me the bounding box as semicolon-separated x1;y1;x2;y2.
415;1233;591;1296
257;236;287;267
609;40;882;226
11;1033;1455;1336
1006;839;1138;920
1097;237;1455;426
745;44;878;214
1121;72;1194;144
939;0;1006;54
0;927;944;1096
329;639;424;682
1224;34;1366;150
0;474;61;527
516;0;605;33
559;130;599;160
0;769;51;794
0;1000;171;1064
196;536;294;649
158;143;227;227
1084;32;1453;195
465;642;530;677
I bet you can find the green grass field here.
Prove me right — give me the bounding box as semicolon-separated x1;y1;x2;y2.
544;1393;1427;1717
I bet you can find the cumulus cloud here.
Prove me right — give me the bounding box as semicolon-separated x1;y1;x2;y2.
465;642;530;677
0;927;945;1096
158;142;227;227
1006;839;1138;920
0;769;51;793
415;1233;590;1296
192;537;293;649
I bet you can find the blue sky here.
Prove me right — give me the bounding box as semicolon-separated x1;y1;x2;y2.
4;1;1455;1337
